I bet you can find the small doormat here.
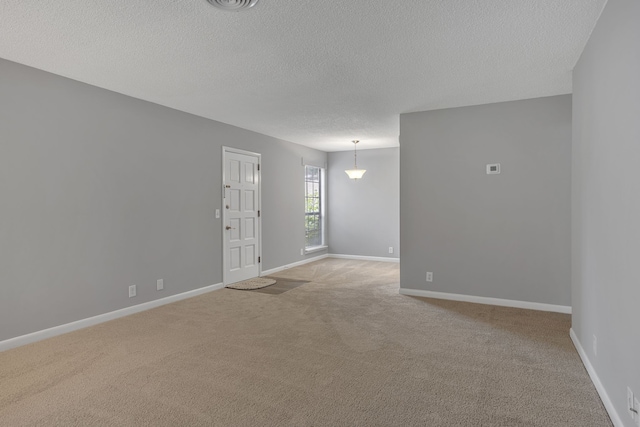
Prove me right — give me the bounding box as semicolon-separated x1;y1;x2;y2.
249;277;311;295
226;277;276;290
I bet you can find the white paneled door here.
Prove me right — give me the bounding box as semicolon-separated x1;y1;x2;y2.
223;148;261;285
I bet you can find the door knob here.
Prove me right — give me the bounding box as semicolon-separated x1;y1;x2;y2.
226;226;235;230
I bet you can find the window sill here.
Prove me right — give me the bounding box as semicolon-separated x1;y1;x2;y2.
304;245;328;255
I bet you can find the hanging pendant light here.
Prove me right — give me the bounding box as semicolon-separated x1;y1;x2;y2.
345;140;366;180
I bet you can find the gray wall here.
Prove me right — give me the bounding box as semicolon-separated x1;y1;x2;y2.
572;0;640;423
0;58;326;342
327;148;399;258
399;95;571;306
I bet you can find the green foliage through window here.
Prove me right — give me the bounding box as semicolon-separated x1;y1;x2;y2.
305;166;323;248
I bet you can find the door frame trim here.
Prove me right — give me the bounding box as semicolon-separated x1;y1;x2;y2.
222;146;262;286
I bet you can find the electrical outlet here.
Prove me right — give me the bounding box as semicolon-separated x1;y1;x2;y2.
426;272;433;282
634;396;640;426
157;279;164;291
388;246;394;254
593;335;597;357
628;387;635;420
215;209;220;219
129;285;136;298
486;163;501;175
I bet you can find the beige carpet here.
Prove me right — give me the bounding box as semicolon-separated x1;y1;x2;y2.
0;259;611;426
248;277;311;295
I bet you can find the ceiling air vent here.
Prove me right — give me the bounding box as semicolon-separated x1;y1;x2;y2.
206;0;260;11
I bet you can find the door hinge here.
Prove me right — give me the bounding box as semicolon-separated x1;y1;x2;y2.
258;210;260;217
258;256;261;263
257;164;260;171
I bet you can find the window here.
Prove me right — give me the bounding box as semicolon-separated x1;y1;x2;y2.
304;165;325;250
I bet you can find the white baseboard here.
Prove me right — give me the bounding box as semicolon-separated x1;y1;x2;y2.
0;282;224;353
570;329;623;427
398;288;571;314
261;253;329;276
328;254;400;263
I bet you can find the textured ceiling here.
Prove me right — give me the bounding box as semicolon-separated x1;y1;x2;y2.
0;0;606;151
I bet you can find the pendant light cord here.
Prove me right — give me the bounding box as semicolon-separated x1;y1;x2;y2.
353;140;359;169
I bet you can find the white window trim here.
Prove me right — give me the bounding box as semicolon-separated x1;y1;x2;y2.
304;245;328;255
